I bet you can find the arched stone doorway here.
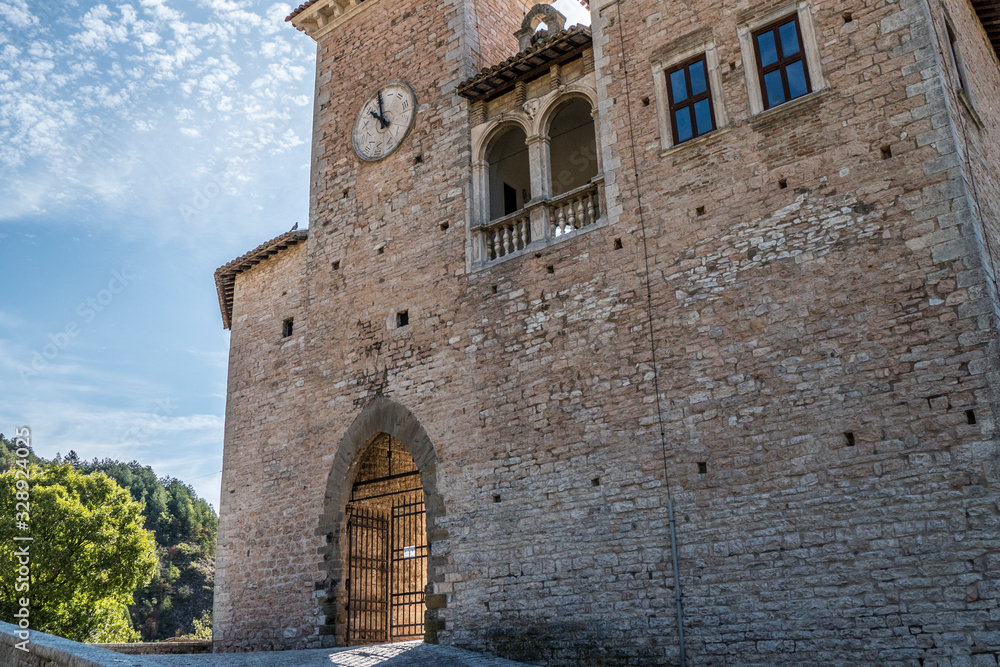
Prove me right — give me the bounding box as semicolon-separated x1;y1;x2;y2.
316;397;444;648
345;433;427;645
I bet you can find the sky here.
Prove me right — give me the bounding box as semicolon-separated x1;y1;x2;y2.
0;0;590;511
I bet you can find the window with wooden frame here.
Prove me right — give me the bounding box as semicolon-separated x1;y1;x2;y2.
753;16;811;109
665;55;716;144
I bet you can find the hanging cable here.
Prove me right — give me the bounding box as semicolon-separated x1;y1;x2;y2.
611;4;687;665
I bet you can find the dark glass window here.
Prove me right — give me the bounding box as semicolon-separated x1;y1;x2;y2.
665;55;716;144
753;16;812;109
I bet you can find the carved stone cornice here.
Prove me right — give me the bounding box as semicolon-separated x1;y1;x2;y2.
286;0;378;40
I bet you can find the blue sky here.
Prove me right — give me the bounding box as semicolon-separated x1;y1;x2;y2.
0;0;589;510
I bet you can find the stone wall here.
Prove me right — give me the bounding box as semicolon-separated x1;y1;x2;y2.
213;240;310;648
0;622;154;667
581;0;1000;661
93;641;212;655
933;0;1000;323
215;0;1000;662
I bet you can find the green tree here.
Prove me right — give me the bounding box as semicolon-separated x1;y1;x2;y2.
181;610;212;640
0;464;158;642
0;434;41;472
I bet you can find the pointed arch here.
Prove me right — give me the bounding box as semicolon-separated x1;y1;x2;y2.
314;397;444;646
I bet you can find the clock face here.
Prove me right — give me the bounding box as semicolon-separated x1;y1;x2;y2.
353;82;416;161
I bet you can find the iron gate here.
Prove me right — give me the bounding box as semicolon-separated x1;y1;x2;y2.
389;492;427;641
346;487;427;645
345;505;389;644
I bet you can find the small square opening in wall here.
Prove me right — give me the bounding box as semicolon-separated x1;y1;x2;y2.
696;206;706;216
842;11;853;22
332;260;341;271
845;432;856;447
440;221;449;231
641;96;650;106
396;310;409;328
493;494;502;503
377;246;385;255
697;462;707;475
881;145;892;159
778;178;788;189
547;265;555;274
591;477;601;486
282;318;294;338
966;409;977;425
614;238;623;250
414;153;424;164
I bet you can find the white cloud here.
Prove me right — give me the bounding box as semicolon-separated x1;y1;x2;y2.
0;311;26;329
280;127;303;149
0;332;225;504
72;5;131;51
0;0;314;239
0;0;35;29
137;30;161;48
139;0;182;23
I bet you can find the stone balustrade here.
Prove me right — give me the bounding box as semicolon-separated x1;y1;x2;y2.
482;209;532;261
550;182;601;237
474;180;605;266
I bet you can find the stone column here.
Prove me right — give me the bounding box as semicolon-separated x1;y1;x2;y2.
471;160;489;262
526;134;551;241
591;106;604;177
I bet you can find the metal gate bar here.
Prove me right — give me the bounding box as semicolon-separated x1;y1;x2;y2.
390;491;427;641
346;505;389;645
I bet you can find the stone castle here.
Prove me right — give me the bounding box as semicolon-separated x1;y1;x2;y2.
212;0;1000;662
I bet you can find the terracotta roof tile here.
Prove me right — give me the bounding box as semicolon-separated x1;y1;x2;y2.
286;0;321;21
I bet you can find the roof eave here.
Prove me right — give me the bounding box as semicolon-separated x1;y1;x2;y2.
457;27;593;103
214;229;309;330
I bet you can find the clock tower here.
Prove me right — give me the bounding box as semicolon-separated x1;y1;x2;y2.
286;0;536;238
212;0;541;652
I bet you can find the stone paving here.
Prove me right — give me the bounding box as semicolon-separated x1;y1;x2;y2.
143;641;534;667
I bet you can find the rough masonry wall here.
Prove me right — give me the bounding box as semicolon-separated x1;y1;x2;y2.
932;0;1000;319
583;0;1000;662
215;0;1000;663
465;0;537;76
213;241;311;649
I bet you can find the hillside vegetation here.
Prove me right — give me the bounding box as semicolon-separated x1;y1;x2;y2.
0;435;217;641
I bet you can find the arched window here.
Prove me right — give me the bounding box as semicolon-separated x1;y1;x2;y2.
548;98;598;198
487;126;530;221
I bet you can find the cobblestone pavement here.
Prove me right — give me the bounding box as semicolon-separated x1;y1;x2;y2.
142;641;534;667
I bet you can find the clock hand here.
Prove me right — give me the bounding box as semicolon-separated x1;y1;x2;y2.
369;109;390;129
377;90;390;129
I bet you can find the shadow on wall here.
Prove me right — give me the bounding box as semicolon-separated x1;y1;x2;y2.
469;622;670;665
